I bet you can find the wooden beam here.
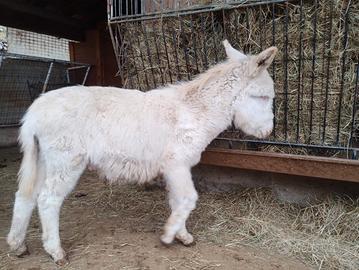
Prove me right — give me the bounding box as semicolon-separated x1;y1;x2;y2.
201;148;359;183
0;1;85;40
0;0;81;27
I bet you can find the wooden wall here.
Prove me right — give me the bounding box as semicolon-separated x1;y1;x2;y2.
69;23;122;87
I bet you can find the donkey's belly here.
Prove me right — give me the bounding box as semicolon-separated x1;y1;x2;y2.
93;155;162;184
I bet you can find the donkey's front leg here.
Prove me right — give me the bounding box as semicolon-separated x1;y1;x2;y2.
161;166;198;246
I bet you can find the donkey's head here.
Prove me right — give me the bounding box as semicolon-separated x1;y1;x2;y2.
223;40;277;139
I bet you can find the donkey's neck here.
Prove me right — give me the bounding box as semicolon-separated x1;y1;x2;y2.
179;62;240;140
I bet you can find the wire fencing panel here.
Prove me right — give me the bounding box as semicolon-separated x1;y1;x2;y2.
0;54;91;127
108;0;358;158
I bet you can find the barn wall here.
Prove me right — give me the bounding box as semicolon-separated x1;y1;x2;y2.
69;23;122;87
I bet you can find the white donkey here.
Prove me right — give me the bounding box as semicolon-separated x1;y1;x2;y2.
7;40;277;265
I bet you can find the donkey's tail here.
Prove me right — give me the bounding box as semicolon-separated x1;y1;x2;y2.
17;121;39;198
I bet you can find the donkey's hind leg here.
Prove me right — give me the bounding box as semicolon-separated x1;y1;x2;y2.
161;166;198;246
7;161;45;257
37;155;86;265
7;193;36;256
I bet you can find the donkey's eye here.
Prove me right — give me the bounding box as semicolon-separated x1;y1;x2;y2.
250;95;270;102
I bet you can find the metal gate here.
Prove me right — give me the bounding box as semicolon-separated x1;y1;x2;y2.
107;0;359;159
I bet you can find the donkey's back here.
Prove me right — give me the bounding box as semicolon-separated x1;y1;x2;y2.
21;86;180;184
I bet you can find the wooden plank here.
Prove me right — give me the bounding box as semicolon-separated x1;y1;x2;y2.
201;149;359;183
0;1;85;41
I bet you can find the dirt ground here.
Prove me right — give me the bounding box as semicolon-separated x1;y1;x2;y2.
0;148;310;270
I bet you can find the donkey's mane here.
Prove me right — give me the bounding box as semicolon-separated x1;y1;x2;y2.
170;60;241;94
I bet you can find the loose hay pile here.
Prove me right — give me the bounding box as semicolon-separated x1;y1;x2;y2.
113;0;359;156
194;189;359;269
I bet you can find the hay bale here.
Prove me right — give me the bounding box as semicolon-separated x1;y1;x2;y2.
114;0;359;156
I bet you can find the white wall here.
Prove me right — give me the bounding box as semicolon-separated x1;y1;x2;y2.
1;26;70;61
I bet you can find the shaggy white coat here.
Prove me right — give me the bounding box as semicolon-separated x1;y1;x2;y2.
7;40;277;265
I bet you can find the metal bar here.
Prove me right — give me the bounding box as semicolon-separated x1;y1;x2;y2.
152;21;165;85
108;23;120;71
350;64;359;147
115;24;127;85
1;52;89;66
244;8;250;53
190;15;199;74
259;5;264;50
171;29;182;81
123;42;134;89
66;69;70;83
127;35;141;89
215;137;359;152
296;0;304;142
42;62;54;93
336;0;351;144
82;66;91;85
109;0;288;23
161;21;173;83
67;65;91;71
201;15;208;69
115;23;127;86
180;17;191;80
121;0;124;16
135;32;150;89
201;149;359;183
0;53;4;68
143;23;157;88
110;0;114;17
271;3;277;139
322;0;334;143
211;11;219;63
283;2;289;141
0;123;21;128
222;6;227;40
309;0;318;143
107;0;113;19
234;10;240;46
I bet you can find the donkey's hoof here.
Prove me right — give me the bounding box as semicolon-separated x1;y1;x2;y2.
52;249;68;267
182;239;196;247
55;257;69;267
160;235;174;247
15;243;30;257
176;233;196;247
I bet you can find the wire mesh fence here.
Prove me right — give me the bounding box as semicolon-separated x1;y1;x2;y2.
0;53;90;127
108;0;359;159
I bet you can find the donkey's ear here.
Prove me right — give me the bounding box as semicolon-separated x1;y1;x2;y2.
223;40;247;61
249;46;278;77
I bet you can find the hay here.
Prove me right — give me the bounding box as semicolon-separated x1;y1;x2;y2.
194;188;359;270
90;184;359;269
115;0;359;157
